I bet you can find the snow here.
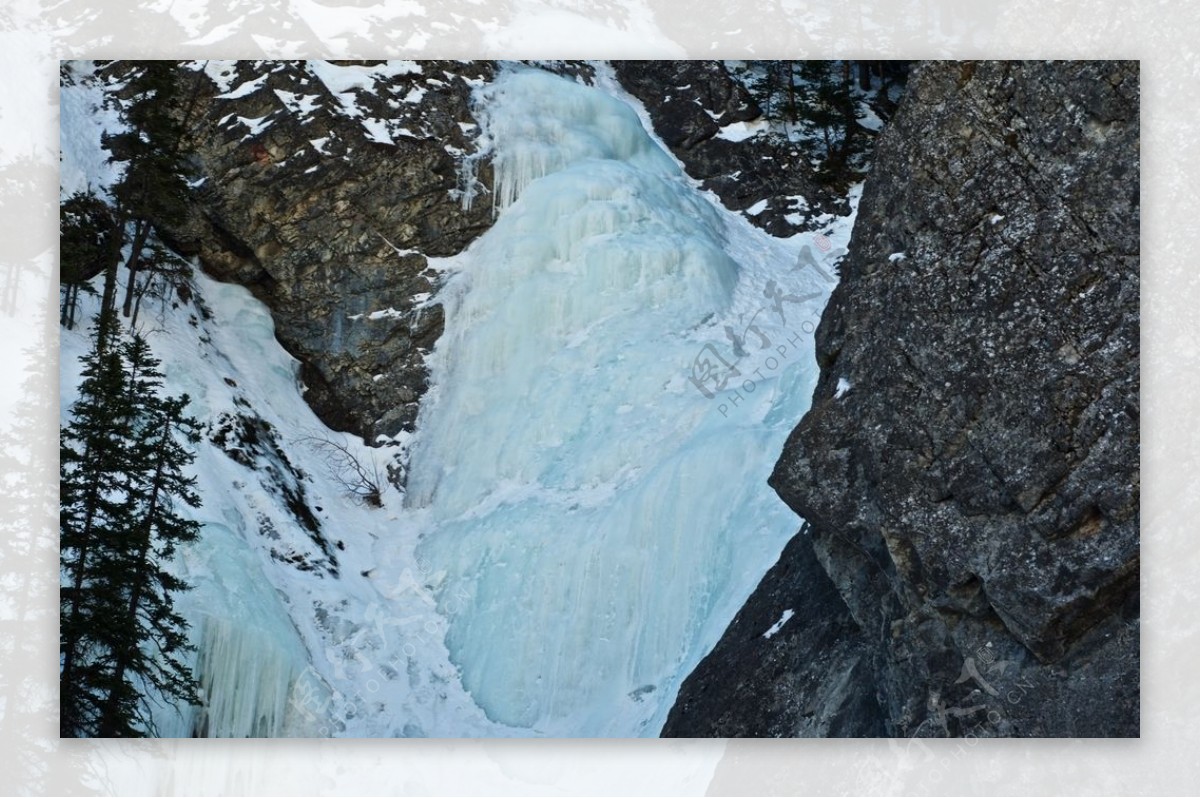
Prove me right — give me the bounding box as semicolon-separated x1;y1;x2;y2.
888;251;907;263
989;213;1006;225
307;61;424;144
834;377;851;398
715;117;768;142
744;198;769;216
59;62;124;198
234;114;273;137
202;60;240;93
359;118;393;145
762;609;795;639
217;74;269;99
857;104;884;132
308;60;422;117
275;89;321;119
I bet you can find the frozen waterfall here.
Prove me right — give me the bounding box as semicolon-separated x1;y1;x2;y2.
400;67;842;736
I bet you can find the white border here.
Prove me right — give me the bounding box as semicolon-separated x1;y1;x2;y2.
1;1;1195;793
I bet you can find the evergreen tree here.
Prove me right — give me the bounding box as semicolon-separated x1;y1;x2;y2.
97;335;202;736
60;309;136;736
100;61;194;323
60;321;201;737
794;60;868;186
59;190;116;330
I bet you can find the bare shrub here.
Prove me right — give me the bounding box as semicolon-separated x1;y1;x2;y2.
300;433;385;507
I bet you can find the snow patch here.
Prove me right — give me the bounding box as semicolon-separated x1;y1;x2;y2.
744;198;769;216
217;74;269;99
762;609;795;639
360;118;394;145
235;115;273;138
857;104;884;132
202;60;240;93
715;117;768;142
275;89;321;119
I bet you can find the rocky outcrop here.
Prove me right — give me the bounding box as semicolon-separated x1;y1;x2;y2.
665;527;885;736
612;61;850;235
160;60;496;446
665;61;1139;737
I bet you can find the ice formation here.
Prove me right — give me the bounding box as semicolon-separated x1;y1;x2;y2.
402;67;843;734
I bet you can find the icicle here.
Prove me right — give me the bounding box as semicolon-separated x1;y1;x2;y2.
469;67;682;213
188;617;301;737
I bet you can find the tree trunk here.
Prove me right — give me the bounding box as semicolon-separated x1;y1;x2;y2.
121;220;151;319
858;60;872;91
131;274;148;330
786;62;797;124
97;215;126;353
61;283;77;329
96;422;168;737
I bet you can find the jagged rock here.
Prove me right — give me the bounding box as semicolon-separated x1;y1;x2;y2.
158;60;497;444
612;60;850;235
663;527;884;737
665;61;1139;738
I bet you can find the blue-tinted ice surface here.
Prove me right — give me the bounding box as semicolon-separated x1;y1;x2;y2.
403;67;852;735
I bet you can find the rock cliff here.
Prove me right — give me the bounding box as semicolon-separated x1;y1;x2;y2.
160;60;496;448
664;60;1140;738
612;60;851;234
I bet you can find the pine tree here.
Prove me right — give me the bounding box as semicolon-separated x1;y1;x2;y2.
60;321;201;737
794;60;868;186
101;61;194;323
59;190;116;330
60;309;136;736
96;335;201;736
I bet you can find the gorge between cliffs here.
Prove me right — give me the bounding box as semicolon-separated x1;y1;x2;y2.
59;59;1138;739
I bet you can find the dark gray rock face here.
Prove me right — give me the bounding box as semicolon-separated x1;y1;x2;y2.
162;60;496;445
665;61;1139;738
664;527;885;737
612;61;849;234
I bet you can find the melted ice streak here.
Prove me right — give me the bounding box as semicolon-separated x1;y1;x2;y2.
398;67;846;735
